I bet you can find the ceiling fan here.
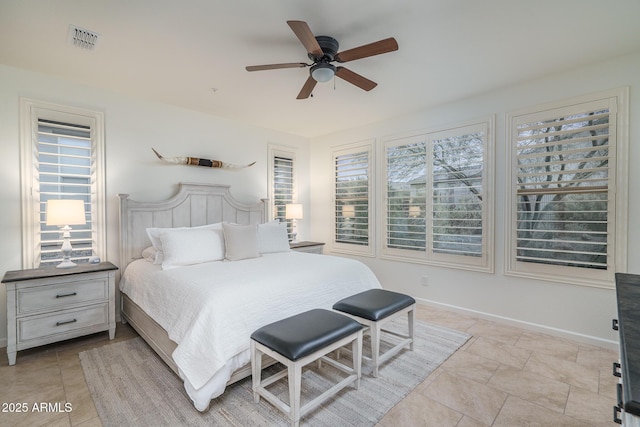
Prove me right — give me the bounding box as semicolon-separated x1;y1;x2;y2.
246;20;398;99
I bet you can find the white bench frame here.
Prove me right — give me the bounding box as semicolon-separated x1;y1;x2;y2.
337;303;415;377
251;329;363;427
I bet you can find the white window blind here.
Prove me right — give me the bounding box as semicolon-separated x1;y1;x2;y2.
37;119;93;266
334;147;371;250
273;154;295;239
432;130;484;258
507;89;629;288
381;121;491;271
515;107;610;270
386;139;427;252
20;99;106;269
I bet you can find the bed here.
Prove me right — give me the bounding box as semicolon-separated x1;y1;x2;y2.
117;183;382;411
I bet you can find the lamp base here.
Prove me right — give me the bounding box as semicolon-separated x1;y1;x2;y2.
56;260;77;269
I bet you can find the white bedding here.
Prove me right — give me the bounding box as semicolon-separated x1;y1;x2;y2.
119;251;381;410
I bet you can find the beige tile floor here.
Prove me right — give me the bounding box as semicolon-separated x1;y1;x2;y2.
0;304;620;426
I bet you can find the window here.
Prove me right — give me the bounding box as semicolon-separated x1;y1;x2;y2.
20;99;106;268
333;141;374;256
381;120;493;271
268;145;296;240
385;136;427;252
506;88;628;287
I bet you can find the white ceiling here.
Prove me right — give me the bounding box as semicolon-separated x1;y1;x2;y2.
1;0;639;138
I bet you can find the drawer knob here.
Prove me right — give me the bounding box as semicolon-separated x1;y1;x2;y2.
55;319;77;326
613;405;622;424
613;361;622;378
56;292;77;298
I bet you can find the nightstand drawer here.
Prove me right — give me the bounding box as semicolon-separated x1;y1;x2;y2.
17;279;108;315
18;303;109;342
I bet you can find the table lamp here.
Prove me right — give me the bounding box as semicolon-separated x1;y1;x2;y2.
46;199;86;268
285;203;303;243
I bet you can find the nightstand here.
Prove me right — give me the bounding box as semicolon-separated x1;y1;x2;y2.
3;262;118;365
290;241;325;254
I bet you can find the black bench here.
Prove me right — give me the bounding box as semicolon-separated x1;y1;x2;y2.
333;289;415;377
250;309;363;427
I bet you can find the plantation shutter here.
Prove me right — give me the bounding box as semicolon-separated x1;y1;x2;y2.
514;103;612;270
273;155;295;239
431;128;485;258
335;149;370;246
37;119;94;266
381;121;491;271
386;138;427;252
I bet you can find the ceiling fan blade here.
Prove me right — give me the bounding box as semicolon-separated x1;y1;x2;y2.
297;76;317;99
287;20;323;57
335;67;377;91
335;37;398;63
246;63;308;72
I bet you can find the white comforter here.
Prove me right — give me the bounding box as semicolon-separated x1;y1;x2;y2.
119;251;381;410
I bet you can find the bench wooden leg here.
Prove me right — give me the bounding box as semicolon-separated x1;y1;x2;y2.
251;340;262;404
371;322;381;378
288;363;302;427
408;307;415;351
353;330;363;389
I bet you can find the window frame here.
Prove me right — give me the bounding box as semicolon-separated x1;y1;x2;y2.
331;140;375;257
378;118;494;273
505;88;629;288
19;98;106;269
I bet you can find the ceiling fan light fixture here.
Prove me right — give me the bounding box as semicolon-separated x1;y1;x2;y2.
310;63;335;83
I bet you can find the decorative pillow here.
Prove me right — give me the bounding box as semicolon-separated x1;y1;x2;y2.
141;246;163;264
257;221;291;254
222;222;260;261
146;223;222;253
159;227;225;270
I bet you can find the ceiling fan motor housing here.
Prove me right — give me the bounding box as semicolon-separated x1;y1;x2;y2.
309;36;339;61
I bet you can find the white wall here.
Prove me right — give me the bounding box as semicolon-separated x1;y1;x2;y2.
0;64;309;346
1;52;637;350
309;52;640;349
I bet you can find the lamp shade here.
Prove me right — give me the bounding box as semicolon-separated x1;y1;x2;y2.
408;206;422;218
46;199;86;226
310;63;335;83
342;205;356;218
285;203;303;220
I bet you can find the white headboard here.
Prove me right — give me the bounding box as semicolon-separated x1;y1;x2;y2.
118;183;268;270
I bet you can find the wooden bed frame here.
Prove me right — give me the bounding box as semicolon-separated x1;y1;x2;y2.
118;182;268;384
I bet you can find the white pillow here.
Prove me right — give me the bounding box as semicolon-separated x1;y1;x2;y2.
141;246;163;264
159;227;225;270
222;223;260;261
146;223;222;253
257;221;291;254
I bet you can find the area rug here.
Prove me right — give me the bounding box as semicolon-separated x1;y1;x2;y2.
80;319;470;426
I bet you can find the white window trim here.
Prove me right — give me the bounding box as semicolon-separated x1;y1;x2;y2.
331;140;375;257
19;98;106;269
378;118;494;273
504;87;629;289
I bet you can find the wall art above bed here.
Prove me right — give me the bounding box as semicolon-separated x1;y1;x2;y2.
151;148;255;169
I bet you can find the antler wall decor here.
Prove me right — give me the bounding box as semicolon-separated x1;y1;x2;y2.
152;148;256;169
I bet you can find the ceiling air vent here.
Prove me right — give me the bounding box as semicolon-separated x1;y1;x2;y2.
67;25;100;50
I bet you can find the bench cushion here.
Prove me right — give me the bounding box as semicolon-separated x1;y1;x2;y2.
333;289;416;321
251;309;362;361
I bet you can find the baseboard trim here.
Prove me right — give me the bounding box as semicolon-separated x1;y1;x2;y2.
416;298;619;351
